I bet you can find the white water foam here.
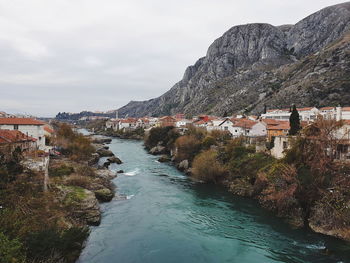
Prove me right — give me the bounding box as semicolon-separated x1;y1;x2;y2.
126;195;135;200
124;168;140;176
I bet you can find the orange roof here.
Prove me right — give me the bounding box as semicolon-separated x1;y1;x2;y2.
267;122;290;130
0;130;37;144
44;126;54;134
0;118;44;125
320;107;335;110
261;119;288;125
232;119;257;129
342;107;350;111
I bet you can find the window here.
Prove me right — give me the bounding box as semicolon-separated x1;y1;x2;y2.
235;130;237;132
224;127;228;131
14;124;18;130
283;141;288;149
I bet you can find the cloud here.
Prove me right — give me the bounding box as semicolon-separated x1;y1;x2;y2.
0;0;346;117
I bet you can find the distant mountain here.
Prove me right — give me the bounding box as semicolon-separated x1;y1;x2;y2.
55;111;116;121
118;2;350;117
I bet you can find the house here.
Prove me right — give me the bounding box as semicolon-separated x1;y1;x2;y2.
159;116;176;127
0;118;46;149
262;119;290;141
44;125;54;137
261;107;319;121
175;119;192;128
219;118;266;137
119;118;137;130
0;130;37;155
106;119;119;130
136;118;150;129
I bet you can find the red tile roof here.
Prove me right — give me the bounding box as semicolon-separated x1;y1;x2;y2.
0;118;44;125
44;126;54;134
320;107;335;110
342;107;350;111
232;119;257;129
0;130;37;144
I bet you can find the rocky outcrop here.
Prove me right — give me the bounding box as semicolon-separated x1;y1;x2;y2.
158;155;171;162
177;159;189;171
94;188;114;202
59;186;101;226
118;2;350;117
149;145;167;155
97;148;114;157
107;156;122;164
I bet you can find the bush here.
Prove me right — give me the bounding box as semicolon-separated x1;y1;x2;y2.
192;149;227;183
175;135;201;162
144;126;179;149
26;227;89;262
201;136;216;149
49;164;74;177
0;232;25;263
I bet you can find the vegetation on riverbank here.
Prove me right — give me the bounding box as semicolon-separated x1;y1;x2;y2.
0;123;116;262
144;119;350;240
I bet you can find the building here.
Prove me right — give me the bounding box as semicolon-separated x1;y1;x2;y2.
0;130;37;156
262;119;290;141
159;116;176;127
0;118;46;149
270;136;291;159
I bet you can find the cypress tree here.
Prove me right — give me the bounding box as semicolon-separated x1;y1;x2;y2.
289;105;301;135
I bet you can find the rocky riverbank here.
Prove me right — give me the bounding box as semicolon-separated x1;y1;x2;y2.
143;125;350;242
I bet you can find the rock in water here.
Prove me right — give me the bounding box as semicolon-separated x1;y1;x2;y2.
97;148;114;157
107;156;123;164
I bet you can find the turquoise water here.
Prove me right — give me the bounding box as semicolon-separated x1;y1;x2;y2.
77;138;350;263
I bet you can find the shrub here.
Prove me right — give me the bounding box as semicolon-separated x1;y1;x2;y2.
49;164;74;177
174;135;201;162
0;232;25;263
201;135;216;149
144;126;179;149
192;149;227;183
26;227;89;262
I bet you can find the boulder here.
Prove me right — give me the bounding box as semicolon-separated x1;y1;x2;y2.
61;186;101;226
158;155;171;163
107;156;122;164
149;145;167;155
117;170;124;173
94;188;114;202
97;148;114;157
177;159;189;171
95;169;117;180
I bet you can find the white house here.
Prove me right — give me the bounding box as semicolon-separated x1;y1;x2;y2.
175;119;192;128
0;118;45;149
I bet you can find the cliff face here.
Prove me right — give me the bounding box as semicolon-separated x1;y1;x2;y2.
118;2;350;117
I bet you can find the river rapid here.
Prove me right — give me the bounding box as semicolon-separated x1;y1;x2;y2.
77;138;350;263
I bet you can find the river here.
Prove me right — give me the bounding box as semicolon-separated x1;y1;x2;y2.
77;138;350;263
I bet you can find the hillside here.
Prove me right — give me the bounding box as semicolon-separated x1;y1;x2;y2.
118;2;350;117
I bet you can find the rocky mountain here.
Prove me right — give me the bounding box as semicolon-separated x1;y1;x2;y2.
118;2;350;117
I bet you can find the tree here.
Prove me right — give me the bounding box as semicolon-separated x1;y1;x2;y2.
289;105;301;135
223;111;228;117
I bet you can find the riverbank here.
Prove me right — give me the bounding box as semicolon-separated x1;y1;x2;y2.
0;124;123;263
143;125;350;242
78;137;350;263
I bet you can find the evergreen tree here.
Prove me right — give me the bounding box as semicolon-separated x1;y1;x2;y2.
263;105;267;114
223;111;228;117
289;105;301;135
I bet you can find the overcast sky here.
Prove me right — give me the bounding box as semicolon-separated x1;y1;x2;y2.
0;0;346;117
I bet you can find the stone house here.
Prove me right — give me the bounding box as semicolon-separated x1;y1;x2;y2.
0;118;45;149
